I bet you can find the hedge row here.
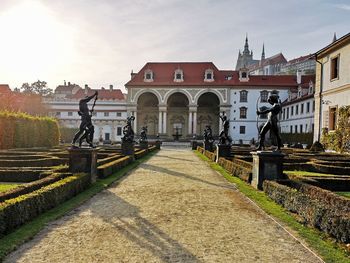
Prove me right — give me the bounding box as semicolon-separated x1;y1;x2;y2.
217;157;252;182
0;111;59;149
0;169;48;182
97;156;132;178
97;154;122;166
135;149;147;159
263;180;350;243
0;173;90;236
299;177;350;192
0;172;73;202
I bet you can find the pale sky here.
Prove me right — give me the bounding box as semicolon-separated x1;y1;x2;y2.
1;0;349;92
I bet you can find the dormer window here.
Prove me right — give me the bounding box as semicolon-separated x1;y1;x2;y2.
144;69;154;82
239;68;249;82
308;81;314;94
174;69;184;82
204;69;214;82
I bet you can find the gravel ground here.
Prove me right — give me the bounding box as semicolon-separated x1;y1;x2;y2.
5;148;323;263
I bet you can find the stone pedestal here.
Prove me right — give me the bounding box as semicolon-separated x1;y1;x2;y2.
204;142;214;152
139;141;148;149
122;141;135;157
68;147;99;183
250;151;285;190
216;144;231;161
155;140;161;149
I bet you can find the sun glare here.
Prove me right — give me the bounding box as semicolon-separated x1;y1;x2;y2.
0;1;76;85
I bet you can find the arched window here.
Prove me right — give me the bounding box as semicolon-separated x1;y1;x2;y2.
239;107;247;119
240;90;248;102
260;90;268;102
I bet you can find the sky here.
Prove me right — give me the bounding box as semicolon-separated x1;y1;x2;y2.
0;0;349;93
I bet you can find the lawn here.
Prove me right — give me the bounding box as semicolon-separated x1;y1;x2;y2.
336;192;350;198
285;170;348;177
0;184;20;193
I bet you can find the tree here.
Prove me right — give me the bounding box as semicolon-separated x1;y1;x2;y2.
21;80;53;96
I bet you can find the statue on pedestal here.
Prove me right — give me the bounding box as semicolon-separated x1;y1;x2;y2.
256;94;282;151
140;126;148;142
219;112;232;145
203;125;215;151
71;91;98;148
122;116;135;143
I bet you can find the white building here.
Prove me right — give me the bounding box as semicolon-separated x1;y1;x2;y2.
280;74;315;134
45;83;127;142
314;32;350;142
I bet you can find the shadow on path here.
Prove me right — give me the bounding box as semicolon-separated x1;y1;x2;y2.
141;163;236;191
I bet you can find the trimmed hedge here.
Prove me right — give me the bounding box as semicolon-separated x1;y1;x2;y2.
0;111;59;149
0;172;73;202
217;157;252;183
0;169;47;182
97;156;132;178
135;149;147;159
263;180;350;243
0;157;64;167
0;173;90;236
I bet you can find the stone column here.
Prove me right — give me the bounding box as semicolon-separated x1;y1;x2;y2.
163;111;167;134
111;124;116;142
193;111;197;135
158;111;163;134
188;111;193;135
132;111;137;133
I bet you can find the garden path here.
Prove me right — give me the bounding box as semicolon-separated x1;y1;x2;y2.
5;149;323;263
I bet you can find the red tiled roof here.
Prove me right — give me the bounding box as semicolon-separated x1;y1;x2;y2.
248;53;287;71
71;88;125;100
55;84;80;93
287;54;314;64
125;62;302;87
0;84;11;93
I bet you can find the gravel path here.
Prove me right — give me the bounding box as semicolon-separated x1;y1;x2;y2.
5;149;323;263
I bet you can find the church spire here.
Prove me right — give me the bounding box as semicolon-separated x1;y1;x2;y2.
261;43;265;60
243;33;250;55
333;32;337;43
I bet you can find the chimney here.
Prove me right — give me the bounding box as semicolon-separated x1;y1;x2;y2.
84;84;88;95
64;80;66;86
296;71;302;84
68;81;71;86
109;84;113;91
131;70;137;79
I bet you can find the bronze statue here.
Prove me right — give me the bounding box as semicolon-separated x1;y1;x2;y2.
203;125;214;144
140;126;148;142
122;116;135;143
72;91;98;148
256;94;282;151
219;112;232;145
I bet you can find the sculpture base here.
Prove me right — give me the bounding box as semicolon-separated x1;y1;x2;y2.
155;140;161;149
67;147;99;183
216;144;231;161
250;151;285;190
139;141;148;149
122;141;135;157
204;142;214;152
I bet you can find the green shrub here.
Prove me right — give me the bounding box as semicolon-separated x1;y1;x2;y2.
97;156;132;178
0;173;90;236
0;111;59;149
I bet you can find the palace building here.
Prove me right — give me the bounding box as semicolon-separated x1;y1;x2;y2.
125;62;310;143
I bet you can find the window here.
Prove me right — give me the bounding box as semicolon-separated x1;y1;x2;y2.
116;112;122;117
104;112;109;117
240;126;246;134
283;109;286;120
68;112;73;116
312;101;315;112
144;69;153;82
240;90;248;102
174;69;184;82
301;103;304;114
300;124;303;133
329;107;337;130
259;106;268;119
239;107;247;119
105;133;110;141
295;125;298;133
56;112;61;117
241;72;247;78
260;90;268;102
296;105;299;115
290;126;293;133
117;127;122;136
330;55;339;80
204;69;214;82
287;107;289;119
305;124;308;132
291;106;294;116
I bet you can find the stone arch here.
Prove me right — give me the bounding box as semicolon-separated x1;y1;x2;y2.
167;92;189;139
137;92;159;136
194;89;224;105
133;89;162;105
197;92;220;136
164;89;192;105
